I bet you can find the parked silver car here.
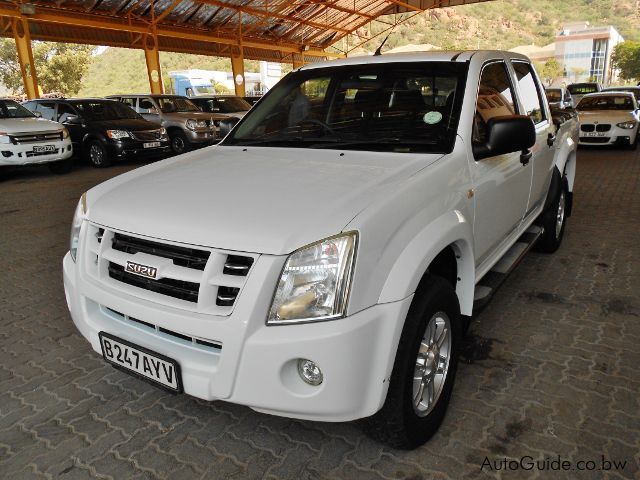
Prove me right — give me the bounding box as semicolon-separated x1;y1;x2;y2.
108;94;228;154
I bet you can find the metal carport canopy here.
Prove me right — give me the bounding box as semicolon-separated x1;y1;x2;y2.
0;0;489;61
0;0;489;97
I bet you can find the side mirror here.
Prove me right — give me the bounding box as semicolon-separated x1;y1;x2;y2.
33;111;42;118
63;114;81;125
473;115;536;160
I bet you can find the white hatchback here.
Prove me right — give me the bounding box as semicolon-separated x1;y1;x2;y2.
0;99;73;173
576;92;640;149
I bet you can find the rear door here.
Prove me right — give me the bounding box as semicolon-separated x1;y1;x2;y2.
510;60;556;219
469;60;533;265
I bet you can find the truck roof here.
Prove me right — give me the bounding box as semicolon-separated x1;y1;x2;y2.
299;50;532;71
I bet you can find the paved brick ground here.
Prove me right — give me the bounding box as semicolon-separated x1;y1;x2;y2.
0;146;639;480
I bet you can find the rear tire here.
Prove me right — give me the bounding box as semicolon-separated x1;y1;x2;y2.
362;275;461;449
48;158;73;174
85;140;111;168
535;173;568;253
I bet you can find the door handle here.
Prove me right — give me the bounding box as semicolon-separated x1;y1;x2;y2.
520;150;532;166
547;133;556;147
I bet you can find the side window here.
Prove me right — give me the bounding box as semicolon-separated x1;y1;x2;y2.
138;98;157;114
512;61;546;124
120;97;136;109
56;103;77;123
35;101;57;121
473;62;517;144
22;101;35;111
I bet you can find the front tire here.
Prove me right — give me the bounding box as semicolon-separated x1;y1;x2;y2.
169;130;190;155
85;140;111;168
362;275;461;449
535;173;568;253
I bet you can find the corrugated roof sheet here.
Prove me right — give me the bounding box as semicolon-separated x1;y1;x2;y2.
0;0;488;61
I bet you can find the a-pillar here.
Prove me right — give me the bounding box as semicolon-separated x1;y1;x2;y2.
12;17;39;99
144;33;164;94
231;53;246;97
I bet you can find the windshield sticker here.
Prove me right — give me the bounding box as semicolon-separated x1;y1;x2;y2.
423;111;443;125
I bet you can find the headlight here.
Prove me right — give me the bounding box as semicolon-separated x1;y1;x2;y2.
106;130;130;139
616;121;637;129
61;128;70;139
267;232;357;325
70;193;87;262
159;127;167;137
186;119;208;130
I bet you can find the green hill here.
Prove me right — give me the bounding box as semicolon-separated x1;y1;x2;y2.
79;0;639;96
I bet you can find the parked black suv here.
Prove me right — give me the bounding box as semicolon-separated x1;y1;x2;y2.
22;98;170;167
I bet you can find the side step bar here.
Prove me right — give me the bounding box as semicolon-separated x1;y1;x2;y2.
473;225;544;312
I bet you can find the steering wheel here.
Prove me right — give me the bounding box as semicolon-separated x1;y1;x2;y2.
297;118;337;136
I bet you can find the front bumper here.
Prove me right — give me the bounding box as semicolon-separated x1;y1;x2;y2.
0;139;72;166
108;139;170;158
63;247;410;422
578;125;638;146
185;129;216;145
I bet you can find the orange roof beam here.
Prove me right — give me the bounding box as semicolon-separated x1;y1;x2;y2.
0;6;342;58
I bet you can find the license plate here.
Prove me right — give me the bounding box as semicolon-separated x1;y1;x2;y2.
143;141;161;148
584;132;606;137
33;145;56;153
99;332;182;392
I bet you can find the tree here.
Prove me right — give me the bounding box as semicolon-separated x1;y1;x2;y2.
540;58;563;86
611;41;640;82
0;40;93;96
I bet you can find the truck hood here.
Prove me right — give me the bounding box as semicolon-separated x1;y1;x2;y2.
0;117;63;133
87;146;443;255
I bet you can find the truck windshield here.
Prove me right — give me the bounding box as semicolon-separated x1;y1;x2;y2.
568;84;598;95
73;101;142;120
545;89;562;102
223;62;467;153
157;97;200;113
0;100;35;119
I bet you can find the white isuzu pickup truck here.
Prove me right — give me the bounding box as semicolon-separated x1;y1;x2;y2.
63;51;578;448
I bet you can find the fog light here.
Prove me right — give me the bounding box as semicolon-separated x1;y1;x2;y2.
297;359;323;386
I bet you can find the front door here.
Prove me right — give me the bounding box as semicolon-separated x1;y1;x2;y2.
468;60;532;265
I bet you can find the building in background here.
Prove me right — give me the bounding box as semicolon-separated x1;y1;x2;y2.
510;22;624;86
555;22;623;85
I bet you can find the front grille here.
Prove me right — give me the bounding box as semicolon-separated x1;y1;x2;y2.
102;306;222;352
112;233;209;270
87;226;258;315
580;137;610;143
25;149;60;157
596;124;611;132
131;130;163;142
108;263;200;302
10;131;63;144
581;124;595;132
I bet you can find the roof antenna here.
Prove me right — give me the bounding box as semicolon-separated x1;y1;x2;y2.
373;29;395;56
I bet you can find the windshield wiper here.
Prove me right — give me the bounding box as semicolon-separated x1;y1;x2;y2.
309;137;439;149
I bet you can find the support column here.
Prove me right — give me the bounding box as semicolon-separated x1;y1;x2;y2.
231;53;246;97
11;18;39;99
143;33;164;94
